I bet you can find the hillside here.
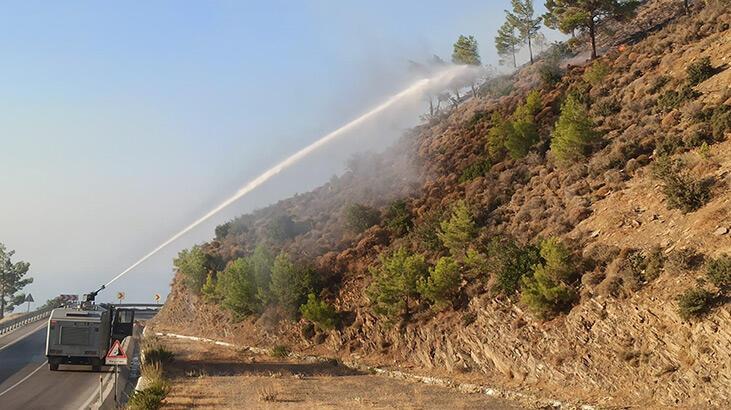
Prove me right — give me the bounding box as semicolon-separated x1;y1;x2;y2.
152;1;731;408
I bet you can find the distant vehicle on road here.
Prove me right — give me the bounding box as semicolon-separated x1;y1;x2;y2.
45;286;134;371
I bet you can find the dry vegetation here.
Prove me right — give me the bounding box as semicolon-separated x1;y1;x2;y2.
155;1;731;408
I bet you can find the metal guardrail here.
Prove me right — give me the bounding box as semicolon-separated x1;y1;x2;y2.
0;305;57;336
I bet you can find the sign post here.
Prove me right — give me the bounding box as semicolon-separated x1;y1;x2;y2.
105;339;128;404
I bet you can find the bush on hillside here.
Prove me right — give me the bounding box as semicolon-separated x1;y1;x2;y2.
486;237;541;296
709;105;731;140
644;246;665;281
676;287;713;319
706;254;731;292
173;246;209;293
486;112;512;160
583;60;611;85
652;157;713;213
417;256;461;309
656;86;700;112
686;57;714;85
367;248;428;319
505;90;542;159
593;98;621;117
539;59;563;87
550;95;597;164
648;75;670;94
267;214;307;243
520;238;578;319
300;293;338;331
344;203;380;233
437;200;477;256
411;210;446;252
216;257;260;316
270;252;316;315
384;199;413;236
460;158;492;182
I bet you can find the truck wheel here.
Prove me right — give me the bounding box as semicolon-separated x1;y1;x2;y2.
49;363;59;371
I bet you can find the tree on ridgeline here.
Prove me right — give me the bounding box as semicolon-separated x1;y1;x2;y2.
0;243;32;319
505;0;542;64
495;21;521;68
543;0;640;59
452;35;481;98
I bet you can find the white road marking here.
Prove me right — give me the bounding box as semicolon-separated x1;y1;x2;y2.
0;322;47;352
0;360;48;398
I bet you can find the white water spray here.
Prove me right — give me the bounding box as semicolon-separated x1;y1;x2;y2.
104;64;475;288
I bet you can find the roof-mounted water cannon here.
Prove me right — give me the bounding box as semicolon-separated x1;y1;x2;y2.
81;285;106;309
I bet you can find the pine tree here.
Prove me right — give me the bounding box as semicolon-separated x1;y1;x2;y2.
0;243;32;319
520;238;577;318
452;35;482;97
417;256;461;309
437;200;477;256
543;0;640;59
506;90;542;159
550;94;596;164
495;21;520;68
367;248;428;319
505;0;542;64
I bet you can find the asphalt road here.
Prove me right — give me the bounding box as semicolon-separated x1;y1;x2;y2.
0;310;155;409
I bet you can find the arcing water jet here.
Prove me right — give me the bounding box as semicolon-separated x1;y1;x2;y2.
104;64;477;289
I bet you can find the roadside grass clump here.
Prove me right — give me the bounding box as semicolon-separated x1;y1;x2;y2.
271;345;290;358
417;256;461;309
652;157;713;213
257;386;278;402
128;362;170;410
520;238;578;319
686;57;714;85
583;60;610;85
676;287;713;319
299;293;338;331
143;345;175;366
706;254;731;292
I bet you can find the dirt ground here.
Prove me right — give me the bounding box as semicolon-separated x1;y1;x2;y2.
156;335;523;410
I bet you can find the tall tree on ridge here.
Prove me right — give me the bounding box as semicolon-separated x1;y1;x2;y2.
544;0;640;59
495;21;521;68
452;35;482;98
0;243;32;319
506;0;542;64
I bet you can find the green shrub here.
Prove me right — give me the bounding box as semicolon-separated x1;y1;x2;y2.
384;200;413;236
583;60;610;85
344;203;380;233
367;248;428;319
709;105;731;140
520;238;578;319
539;59;563;86
267;214;307;243
594;98;621;117
300;293;338;330
417;256;461;309
505;91;542;159
652;157;713;213
201;273;218;302
216;257;259;316
656;85;700;112
644;246;665;281
460;159;492;183
487;238;541;296
649;75;670;94
486;112;512;160
686;57;714;85
676;287;713;319
437;200;477;256
270;253;316;314
173;246;209;293
271;345;290;358
706;254;731;292
550;95;597;164
411;210;445;252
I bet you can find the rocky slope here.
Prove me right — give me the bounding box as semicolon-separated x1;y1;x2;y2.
154;2;731;408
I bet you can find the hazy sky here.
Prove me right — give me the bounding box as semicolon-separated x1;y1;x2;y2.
0;1;559;306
